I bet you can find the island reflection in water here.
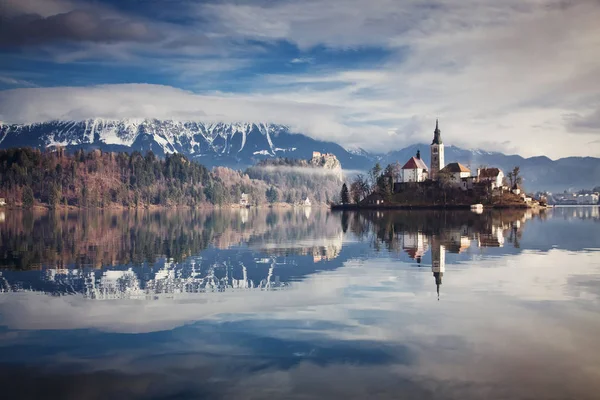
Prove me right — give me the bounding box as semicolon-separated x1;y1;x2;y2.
1;207;600;400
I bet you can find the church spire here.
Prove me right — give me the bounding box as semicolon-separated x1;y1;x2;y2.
432;119;442;145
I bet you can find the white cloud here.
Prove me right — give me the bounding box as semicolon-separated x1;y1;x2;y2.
1;0;600;157
0;75;36;87
0;84;365;145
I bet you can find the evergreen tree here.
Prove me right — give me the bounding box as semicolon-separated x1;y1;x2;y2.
340;183;350;204
266;186;279;204
48;184;61;208
22;186;34;209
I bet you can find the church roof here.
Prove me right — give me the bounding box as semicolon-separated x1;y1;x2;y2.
441;162;471;173
402;157;428;170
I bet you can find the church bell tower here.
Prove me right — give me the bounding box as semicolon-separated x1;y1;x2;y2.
430;119;444;180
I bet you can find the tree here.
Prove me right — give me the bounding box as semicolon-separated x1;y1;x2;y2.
437;169;453;189
48;183;61;208
511;166;522;188
266;186;278;204
22;186;34;209
350;174;370;203
387;162;401;184
369;163;382;190
437;169;453;204
377;165;395;200
340;183;350;204
507;166;522;189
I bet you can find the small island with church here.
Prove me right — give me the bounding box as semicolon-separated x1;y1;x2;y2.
333;120;545;210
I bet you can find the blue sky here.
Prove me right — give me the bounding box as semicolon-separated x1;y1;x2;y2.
0;0;599;157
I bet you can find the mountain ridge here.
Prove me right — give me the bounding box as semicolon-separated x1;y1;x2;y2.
1;119;598;192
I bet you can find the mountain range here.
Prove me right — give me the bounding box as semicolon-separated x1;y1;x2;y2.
1;119;598;192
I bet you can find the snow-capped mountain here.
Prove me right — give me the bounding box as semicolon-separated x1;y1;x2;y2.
1;119;599;191
0;119;374;169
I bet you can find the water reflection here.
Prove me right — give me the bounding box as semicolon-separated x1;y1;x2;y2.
1;207;600;399
0;207;597;300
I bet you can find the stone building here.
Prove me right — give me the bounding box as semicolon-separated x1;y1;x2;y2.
430;119;445;181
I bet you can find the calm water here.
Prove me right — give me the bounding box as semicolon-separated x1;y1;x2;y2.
1;207;600;399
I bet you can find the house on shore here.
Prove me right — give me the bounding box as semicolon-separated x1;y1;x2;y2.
0;198;5;207
240;193;249;207
362;192;387;205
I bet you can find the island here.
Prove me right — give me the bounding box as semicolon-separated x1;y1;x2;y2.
333;120;545;210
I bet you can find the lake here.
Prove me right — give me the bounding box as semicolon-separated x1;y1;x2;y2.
1;207;599;399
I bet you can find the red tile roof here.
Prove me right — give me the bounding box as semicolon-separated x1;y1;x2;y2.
441;162;471;173
402;157;428;170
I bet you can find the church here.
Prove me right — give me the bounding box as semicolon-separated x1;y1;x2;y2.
398;120;479;189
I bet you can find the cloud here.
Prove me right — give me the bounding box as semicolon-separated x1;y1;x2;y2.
566;109;600;134
1;0;600;157
0;76;36;87
0;84;365;146
0;0;77;18
290;57;314;64
0;10;162;47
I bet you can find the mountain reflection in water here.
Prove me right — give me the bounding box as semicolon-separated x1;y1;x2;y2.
0;207;599;400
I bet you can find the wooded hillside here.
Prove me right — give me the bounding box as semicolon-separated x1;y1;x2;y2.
0;148;343;208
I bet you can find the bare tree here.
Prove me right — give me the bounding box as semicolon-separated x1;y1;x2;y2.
507;166;522;189
350;174;370;203
369;163;382;191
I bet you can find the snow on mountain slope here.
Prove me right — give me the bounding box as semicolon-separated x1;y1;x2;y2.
0;120;598;191
0;119;376;170
0;119;287;157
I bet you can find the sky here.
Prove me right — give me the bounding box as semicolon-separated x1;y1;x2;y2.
0;0;599;158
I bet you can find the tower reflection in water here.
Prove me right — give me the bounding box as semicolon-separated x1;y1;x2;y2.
0;208;543;300
376;209;536;299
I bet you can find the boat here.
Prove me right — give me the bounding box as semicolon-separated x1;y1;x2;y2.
470;203;484;214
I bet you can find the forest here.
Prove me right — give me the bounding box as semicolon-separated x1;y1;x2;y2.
0;148;343;208
245;158;343;204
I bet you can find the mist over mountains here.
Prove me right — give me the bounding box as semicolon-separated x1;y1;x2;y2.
1;119;598;192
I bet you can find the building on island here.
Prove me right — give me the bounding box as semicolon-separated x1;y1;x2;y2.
477;168;504;190
0;198;5;207
440;162;473;190
430;119;445;181
240;193;249;207
390;119;508;195
304;197;312;207
401;150;429;183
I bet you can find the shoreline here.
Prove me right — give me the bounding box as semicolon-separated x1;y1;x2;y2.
330;203;535;211
0;202;328;211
